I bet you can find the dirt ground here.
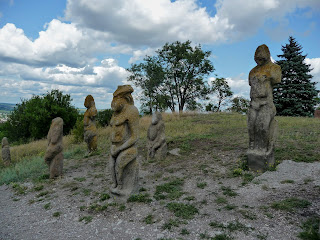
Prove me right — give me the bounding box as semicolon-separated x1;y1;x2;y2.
1;146;319;240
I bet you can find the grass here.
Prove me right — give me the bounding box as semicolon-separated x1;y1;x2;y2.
53;212;61;217
79;216;93;224
154;178;184;200
221;186;238;197
298;217;320;240
162;218;181;230
197;182;207;189
166;202;198;220
1;112;319;184
271;197;311;212
143;214;154;224
210;220;253;234
215;196;228;205
99;193;110;201
0;156;47;185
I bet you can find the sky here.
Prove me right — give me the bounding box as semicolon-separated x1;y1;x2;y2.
0;0;319;110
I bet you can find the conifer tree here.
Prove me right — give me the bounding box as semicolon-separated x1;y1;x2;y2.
273;36;319;117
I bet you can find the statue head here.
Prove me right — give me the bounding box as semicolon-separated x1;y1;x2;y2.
84;95;95;108
151;111;162;125
111;85;134;112
2;137;9;147
254;44;271;66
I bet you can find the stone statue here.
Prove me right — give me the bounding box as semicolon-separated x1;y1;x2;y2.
247;44;282;171
109;85;139;199
147;112;167;161
2;137;11;166
44;117;64;178
84;95;98;152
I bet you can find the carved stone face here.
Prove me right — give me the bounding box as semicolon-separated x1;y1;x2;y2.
111;96;127;112
84;95;94;108
254;44;271;66
151;112;162;125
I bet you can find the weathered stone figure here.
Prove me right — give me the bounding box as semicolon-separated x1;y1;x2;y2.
109;85;140;198
84;95;98;152
44;117;64;178
247;44;282;171
147;112;167;160
2;137;11;166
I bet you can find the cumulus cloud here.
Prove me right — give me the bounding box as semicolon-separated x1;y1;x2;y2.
305;58;320;91
65;0;320;46
65;0;233;46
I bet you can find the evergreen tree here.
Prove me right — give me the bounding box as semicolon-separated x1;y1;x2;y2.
273;36;319;117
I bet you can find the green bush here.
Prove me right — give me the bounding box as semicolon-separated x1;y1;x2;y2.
3;90;78;143
97;109;113;127
71;115;84;143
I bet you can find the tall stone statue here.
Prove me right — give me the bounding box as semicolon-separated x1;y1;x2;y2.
109;85;139;199
2;137;11;166
84;95;98;152
44;117;64;178
147;112;167;161
247;44;282;171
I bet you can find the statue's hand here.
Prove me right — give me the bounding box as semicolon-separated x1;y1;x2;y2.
111;145;119;156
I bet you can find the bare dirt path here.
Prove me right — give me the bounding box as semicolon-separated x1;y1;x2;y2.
1;153;319;240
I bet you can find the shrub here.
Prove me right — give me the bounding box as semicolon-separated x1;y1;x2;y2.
3;90;78;143
97;109;113;127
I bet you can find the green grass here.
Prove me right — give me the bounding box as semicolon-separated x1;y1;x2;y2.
166;202;198;220
0;156;47;185
143;214;154;224
280;179;295;184
221;186;238;197
197;182;207;189
215;196;228;205
298;217;320;240
271;197;311;212
162;218;181;230
210;220;253;234
181;228;190;235
79;215;93;224
44;203;51;210
99;193;110;201
154;178;184;200
53;212;61;217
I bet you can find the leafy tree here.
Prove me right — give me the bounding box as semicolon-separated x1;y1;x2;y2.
97;109;113;127
228;96;250;114
206;77;233;112
128;40;214;112
273;36;319;117
3;90;78;143
128;56;167;114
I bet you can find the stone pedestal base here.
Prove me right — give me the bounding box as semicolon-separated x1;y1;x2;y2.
110;159;139;203
247;149;274;172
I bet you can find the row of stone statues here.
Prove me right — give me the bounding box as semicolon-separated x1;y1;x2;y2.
1;44;281;201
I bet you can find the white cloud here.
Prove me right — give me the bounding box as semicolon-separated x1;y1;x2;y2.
128;48;157;64
65;0;320;46
65;0;233;46
305;58;320;84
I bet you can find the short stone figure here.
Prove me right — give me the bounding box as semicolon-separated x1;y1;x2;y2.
44;117;64;178
247;44;282;171
147;111;167;160
2;137;11;166
84;95;98;152
109;85;139;199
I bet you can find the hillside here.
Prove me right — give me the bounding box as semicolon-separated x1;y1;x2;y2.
0;112;319;240
0;103;16;112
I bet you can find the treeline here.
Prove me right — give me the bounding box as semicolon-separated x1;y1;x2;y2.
127;37;319;115
0;90;113;144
